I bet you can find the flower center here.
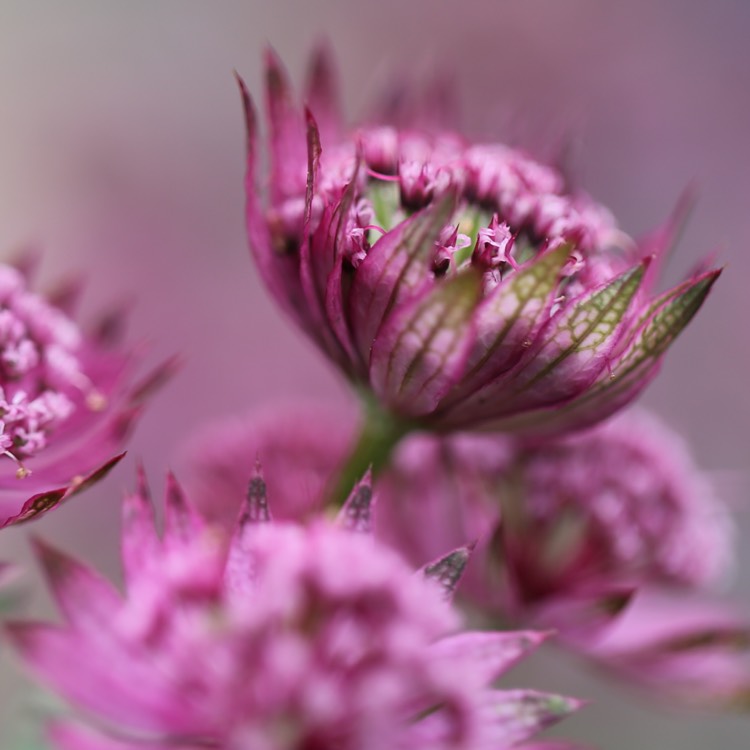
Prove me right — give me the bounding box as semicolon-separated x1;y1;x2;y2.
271;127;634;294
0;265;101;475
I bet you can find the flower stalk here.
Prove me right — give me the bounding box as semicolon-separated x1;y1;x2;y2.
328;391;412;508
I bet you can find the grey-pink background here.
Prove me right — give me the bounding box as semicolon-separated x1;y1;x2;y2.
0;1;748;747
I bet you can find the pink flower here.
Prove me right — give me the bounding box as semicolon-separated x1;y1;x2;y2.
181;406;748;708
238;48;719;437
0;260;174;527
7;469;582;750
375;410;749;707
180;401;357;527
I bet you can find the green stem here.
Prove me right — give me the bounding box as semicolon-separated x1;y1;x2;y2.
327;398;412;509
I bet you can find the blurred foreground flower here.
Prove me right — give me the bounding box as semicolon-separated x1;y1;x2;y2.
0;260;174;527
376;411;750;708
7;469;582;750
239;48;719;467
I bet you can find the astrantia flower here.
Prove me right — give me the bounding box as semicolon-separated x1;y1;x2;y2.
7;469;582;749
181;406;749;707
0;261;173;527
182;401;357;527
239;48;719;439
375;410;750;707
378;410;732;610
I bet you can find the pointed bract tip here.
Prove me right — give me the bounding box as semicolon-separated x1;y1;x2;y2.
134;461;150;501
242;470;271;525
122;464;156;532
235;71;257;145
164;470;202;542
338;470;375;533
264;46;292;97
164;470;187;510
681;266;722;303
674;182;699;222
305;41;342;127
421;544;474;600
304;105;317;126
263;45;283;71
308;40;336;83
660;185;698;243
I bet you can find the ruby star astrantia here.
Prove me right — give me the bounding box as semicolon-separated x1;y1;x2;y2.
0;260;174;527
375;410;750;708
7;468;583;750
238;48;719;437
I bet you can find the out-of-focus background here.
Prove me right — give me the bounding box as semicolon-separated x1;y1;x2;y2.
0;1;748;747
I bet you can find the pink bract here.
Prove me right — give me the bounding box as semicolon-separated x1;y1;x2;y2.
239;48;719;436
8;469;582;750
0;260;174;527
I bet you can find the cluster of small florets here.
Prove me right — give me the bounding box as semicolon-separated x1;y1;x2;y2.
276;125;625;289
514;411;732;589
0;265;100;473
8;473;580;750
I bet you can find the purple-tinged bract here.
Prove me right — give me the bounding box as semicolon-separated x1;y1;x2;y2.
0;261;174;527
8;469;582;750
239;48;720;436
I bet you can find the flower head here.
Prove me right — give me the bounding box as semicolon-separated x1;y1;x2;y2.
8;468;581;749
375;410;750;707
0;260;174;527
239;48;719;436
494;410;733;599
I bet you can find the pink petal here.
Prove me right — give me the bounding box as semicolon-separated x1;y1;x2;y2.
7;623;207;736
304;42;343;146
264;47;306;203
121;467;160;587
432;630;551;683
476;689;585;748
32;538;122;629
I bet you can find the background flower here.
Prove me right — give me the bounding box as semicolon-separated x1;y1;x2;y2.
374;410;749;707
181;403;748;708
0;259;173;528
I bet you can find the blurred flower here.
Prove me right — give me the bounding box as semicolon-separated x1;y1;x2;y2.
181;400;357;527
181;405;750;707
238;48;719;441
375;410;750;707
0;260;174;527
7;469;582;750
